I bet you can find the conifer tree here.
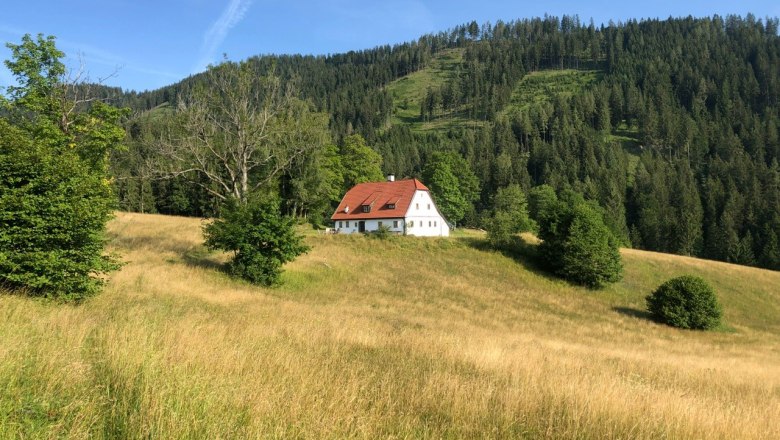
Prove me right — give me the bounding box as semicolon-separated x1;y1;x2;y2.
0;34;125;299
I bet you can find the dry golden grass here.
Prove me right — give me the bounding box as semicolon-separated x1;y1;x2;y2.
1;211;779;439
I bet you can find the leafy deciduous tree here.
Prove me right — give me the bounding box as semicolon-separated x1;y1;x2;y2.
422;151;480;226
0;34;125;299
157;60;329;205
339;134;384;190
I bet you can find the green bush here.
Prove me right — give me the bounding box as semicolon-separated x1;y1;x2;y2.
372;224;393;240
204;198;309;286
486;211;515;248
537;196;623;288
646;275;722;330
0;121;117;299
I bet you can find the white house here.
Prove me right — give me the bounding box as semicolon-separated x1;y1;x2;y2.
331;176;450;237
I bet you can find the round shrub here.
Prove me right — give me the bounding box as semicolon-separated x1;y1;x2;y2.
204;197;309;286
646;276;722;330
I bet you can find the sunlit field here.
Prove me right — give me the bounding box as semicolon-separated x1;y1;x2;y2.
1;212;779;439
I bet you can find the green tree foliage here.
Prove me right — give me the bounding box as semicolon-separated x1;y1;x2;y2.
486;184;533;247
422;151;480;225
425;164;465;223
157;61;330;205
527;184;557;228
282;143;345;224
339;134;384;189
0;34;125;299
204;198;309;286
646;275;722;330
113;107;220;217
148;61;328;285
538;196;623;288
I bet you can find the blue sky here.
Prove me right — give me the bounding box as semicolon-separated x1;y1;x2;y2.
2;1;779;92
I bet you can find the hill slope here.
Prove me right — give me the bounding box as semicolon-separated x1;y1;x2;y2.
1;212;778;438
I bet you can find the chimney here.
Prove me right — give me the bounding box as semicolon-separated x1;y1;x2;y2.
387;174;395;182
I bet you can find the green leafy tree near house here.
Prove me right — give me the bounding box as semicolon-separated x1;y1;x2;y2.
485;184;534;247
339;134;384;189
0;34;126;299
283;142;345;224
422;151;480;226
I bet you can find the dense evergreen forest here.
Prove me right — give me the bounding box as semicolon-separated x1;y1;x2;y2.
110;14;780;271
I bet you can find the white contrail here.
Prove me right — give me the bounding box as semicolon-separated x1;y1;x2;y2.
194;0;253;72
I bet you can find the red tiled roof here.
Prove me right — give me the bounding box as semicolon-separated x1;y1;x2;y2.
331;178;429;220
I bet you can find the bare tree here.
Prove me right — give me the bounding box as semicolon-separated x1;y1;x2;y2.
154;61;328;204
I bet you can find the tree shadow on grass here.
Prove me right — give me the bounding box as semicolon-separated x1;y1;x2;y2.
612;306;654;322
106;230;196;255
180;247;226;272
458;235;563;284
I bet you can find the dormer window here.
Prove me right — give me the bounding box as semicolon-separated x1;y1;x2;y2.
360;193;379;213
387;203;396;209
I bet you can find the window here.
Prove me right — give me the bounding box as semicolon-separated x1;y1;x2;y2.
362;205;371;213
393;220;398;228
409;221;414;227
427;204;431;210
434;221;437;227
339;221;342;228
346;221;350;228
387;203;396;209
378;221;383;227
429;221;432;227
416;203;419;210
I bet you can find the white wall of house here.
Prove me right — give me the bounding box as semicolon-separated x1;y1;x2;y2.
334;218;405;235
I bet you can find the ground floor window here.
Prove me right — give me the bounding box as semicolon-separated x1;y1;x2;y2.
393;220;398;228
346;221;350;228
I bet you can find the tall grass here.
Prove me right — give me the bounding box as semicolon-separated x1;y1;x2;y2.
1;212;779;438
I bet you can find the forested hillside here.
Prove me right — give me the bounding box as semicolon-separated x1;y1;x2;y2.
111;14;780;271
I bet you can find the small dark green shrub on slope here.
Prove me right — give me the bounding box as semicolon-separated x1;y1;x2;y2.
646;275;722;330
204;198;309;286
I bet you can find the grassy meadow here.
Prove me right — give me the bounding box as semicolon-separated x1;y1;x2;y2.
1;212;779;438
503;69;601;116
